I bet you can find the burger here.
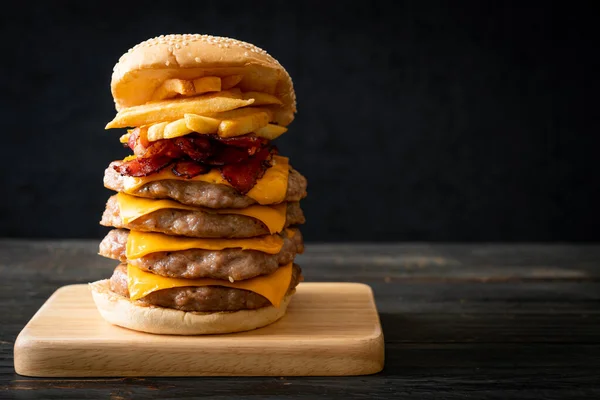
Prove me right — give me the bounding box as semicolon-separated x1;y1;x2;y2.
90;34;307;335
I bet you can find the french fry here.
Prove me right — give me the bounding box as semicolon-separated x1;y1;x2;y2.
106;91;255;129
151;79;195;101
218;112;270;137
184;114;220;134
242;92;283;106
147;122;169;142
193;77;221;95
228;88;243;97
221;75;243;90
163;119;193;139
254;124;288;140
119;133;130;144
206;106;274;121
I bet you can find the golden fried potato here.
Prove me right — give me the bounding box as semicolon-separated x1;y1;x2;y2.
184;114;220;134
151;79;195;101
228;88;243;97
218;112;270;137
193;77;221;94
106;91;255;129
146;120;193;141
254;124;288;140
242;92;283;106
163;119;193;139
119;133;130;144
146;122;169;142
221;75;243;90
206;106;274;120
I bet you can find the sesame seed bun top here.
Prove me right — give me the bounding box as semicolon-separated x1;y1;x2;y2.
111;34;296;126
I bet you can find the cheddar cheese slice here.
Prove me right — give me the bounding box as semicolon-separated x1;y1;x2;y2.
126;230;284;259
127;262;293;306
116;192;287;234
121;156;290;205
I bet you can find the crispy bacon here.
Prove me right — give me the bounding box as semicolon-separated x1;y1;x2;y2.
211;135;267;156
127;127;150;155
213;135;268;148
141;140;183;159
206;146;251;166
174;134;267;165
174;136;213;161
113;156;172;177
127;129;137;150
117;132;276;193
171;161;210;178
220;146;276;194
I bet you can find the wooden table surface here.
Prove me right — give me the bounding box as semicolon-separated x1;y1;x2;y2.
1;240;599;399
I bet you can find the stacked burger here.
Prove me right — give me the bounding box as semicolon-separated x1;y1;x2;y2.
90;34;307;335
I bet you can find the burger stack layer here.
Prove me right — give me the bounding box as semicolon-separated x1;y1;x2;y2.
90;34;307;335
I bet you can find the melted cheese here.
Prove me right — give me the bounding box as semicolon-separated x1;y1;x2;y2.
127;262;293;306
122;156;289;205
117;193;197;223
126;230;284;259
224;203;286;234
116;192;286;234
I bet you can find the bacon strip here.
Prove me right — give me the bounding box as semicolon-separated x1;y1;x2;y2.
171;161;210;178
206;146;251;166
127;127;150;155
174;136;213;162
127;129;138;151
220;146;275;194
118;132;276;193
214;135;268;148
113;156;172;177
141;140;183;159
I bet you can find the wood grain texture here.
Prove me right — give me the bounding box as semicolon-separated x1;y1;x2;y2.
14;283;384;377
2;240;600;398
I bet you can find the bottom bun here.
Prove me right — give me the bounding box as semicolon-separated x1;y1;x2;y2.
89;279;293;335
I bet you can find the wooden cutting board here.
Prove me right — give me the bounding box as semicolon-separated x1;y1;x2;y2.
14;282;384;377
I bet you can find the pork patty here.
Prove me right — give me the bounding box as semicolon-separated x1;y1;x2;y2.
104;162;307;209
109;263;302;312
100;195;305;238
99;228;304;280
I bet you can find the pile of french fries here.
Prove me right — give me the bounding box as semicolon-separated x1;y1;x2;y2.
109;76;288;140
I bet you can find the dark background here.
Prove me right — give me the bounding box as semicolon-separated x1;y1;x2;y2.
1;1;598;242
